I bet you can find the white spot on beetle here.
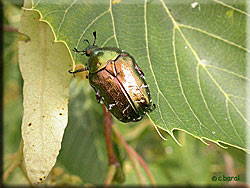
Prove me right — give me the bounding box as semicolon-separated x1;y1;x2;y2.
135;99;145;103
122;105;130;114
140;75;145;79
140;84;148;89
108;104;116;110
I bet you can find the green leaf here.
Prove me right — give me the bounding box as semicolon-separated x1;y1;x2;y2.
57;80;108;183
31;0;249;152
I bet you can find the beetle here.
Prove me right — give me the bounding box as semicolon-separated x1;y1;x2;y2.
70;31;155;122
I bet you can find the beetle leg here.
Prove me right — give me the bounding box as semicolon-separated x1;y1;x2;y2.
73;48;86;55
149;104;156;112
92;31;97;46
68;67;88;74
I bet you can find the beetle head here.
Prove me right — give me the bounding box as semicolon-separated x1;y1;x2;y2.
83;31;98;57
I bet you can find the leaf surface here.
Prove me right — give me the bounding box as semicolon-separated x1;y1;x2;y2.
32;0;249;152
58;80;108;183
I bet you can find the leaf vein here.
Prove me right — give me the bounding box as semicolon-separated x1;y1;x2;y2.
197;64;235;142
226;99;245;145
229;99;249;126
110;0;119;48
101;36;114;47
74;9;109;53
57;0;78;36
179;24;250;53
213;0;250;17
42;10;65;19
144;0;190;132
173;26;209;134
206;64;250;81
161;0;250;129
34;0;41;8
228;94;249;101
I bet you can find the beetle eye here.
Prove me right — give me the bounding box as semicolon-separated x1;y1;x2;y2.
86;50;91;56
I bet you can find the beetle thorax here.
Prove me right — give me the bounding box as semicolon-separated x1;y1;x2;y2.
88;48;120;74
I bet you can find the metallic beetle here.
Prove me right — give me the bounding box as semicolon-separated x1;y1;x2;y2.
70;32;155;122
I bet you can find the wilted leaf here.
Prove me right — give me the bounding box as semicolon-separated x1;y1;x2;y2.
31;0;249;152
18;3;72;184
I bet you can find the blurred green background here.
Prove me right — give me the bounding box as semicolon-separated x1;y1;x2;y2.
3;0;247;186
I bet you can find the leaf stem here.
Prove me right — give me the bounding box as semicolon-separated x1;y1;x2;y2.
131;147;156;185
3;25;30;42
126;149;145;184
104;164;117;186
3;140;23;182
112;125;156;185
102;104;120;185
102;104;119;165
3;25;18;33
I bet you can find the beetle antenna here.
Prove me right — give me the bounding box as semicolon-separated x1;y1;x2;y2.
84;39;90;46
93;31;97;46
